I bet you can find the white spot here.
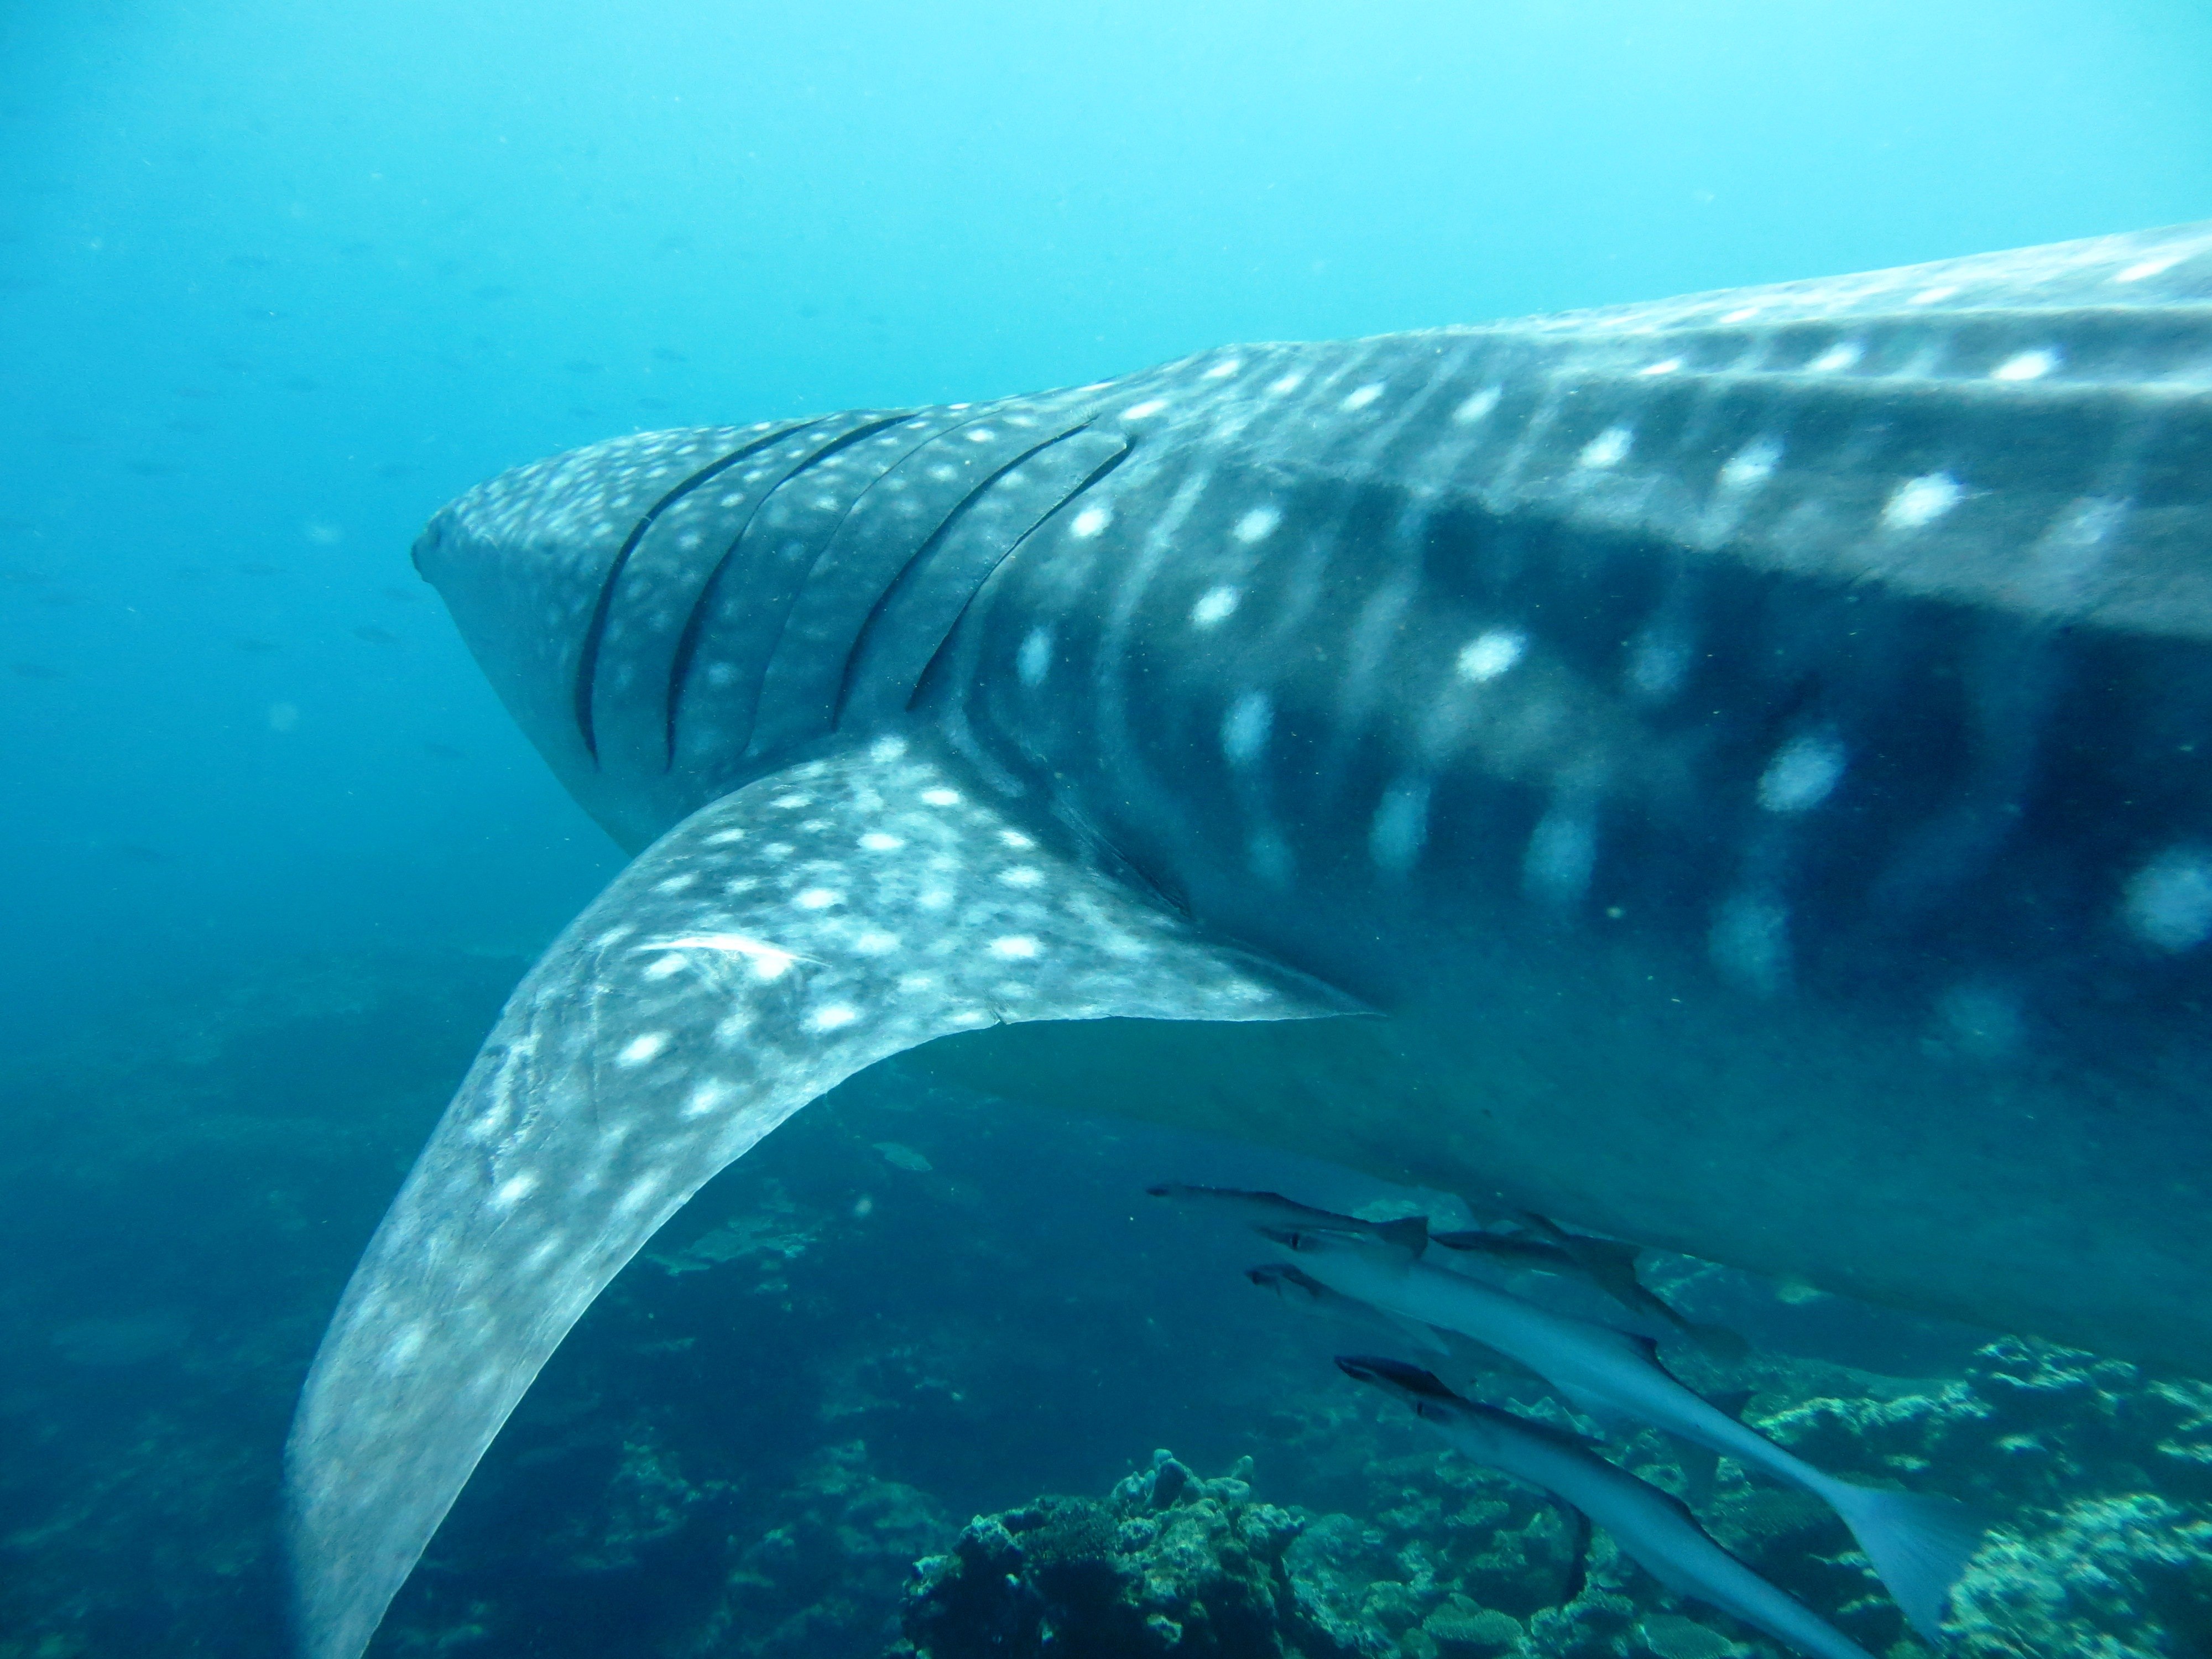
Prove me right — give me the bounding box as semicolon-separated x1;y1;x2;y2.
1234;505;1282;544
859;832;905;852
1882;472;1964;531
1524;805;1596;907
1718;437;1782;491
1577;426;1631;469
1710;894;1789;995
1627;628;1691;700
1222;692;1273;766
1456;630;1526;683
1202;358;1243;379
654;873;697;895
920;787;962;807
648;933;812;980
772;792;812;810
1000;866;1044;888
1758;734;1848;813
1907;284;1958;306
964;426;997;442
705;828;747;846
385;1327;426;1369
1992;348;2059;382
795;888;842;910
1121;399;1167;420
1342;383;1385;411
643;954;687;981
869;735;909;763
808;1004;860;1031
491;1173;538;1209
1018;628;1053;686
990;935;1040;959
617;1032;669;1067
682;1082;731;1118
998;829;1035;849
1808;341;1863;373
2124;848;2212;952
1070;505;1112;539
1638;357;1683;377
854;931;900;954
1266;373;1305;395
898;973;938;993
1191;586;1242;628
1369;778;1432;876
2115;254;2180;283
1452;387;1501;424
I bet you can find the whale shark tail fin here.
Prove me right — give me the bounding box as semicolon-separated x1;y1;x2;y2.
1827;1483;1992;1643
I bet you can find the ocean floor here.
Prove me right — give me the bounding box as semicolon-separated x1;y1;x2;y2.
2;950;2208;1658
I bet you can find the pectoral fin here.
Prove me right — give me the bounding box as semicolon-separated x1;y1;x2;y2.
285;735;1354;1659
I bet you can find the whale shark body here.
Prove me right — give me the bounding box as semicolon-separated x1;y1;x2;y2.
289;221;2212;1658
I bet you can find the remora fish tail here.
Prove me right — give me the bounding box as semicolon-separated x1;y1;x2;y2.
1338;1357;1881;1659
295;222;2210;1658
1282;1230;1987;1640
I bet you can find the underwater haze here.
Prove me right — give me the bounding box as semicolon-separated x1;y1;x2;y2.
4;3;2212;1657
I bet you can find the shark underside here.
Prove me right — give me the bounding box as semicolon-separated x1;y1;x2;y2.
290;221;2212;1658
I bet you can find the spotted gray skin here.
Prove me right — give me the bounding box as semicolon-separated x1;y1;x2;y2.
293;221;2212;1659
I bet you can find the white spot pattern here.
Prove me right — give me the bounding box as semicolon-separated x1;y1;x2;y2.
1992;348;2059;382
1190;586;1242;628
1456;630;1526;683
1882;473;1964;531
1222;692;1273;767
1577;427;1631;469
1234;505;1282;544
2125;849;2212;952
1757;734;1848;813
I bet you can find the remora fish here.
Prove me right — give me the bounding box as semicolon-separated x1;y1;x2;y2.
1149;1181;1432;1251
1160;1180;1701;1342
1275;1229;1986;1640
1337;1357;1878;1659
290;222;2209;1658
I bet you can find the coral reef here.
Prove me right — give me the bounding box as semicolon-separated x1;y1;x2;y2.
8;948;2212;1659
897;1452;1354;1659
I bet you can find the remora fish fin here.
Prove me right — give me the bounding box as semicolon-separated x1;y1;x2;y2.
1554;1501;1593;1605
1382;1311;1455;1357
285;738;1355;1659
1822;1484;1993;1644
1373;1214;1430;1255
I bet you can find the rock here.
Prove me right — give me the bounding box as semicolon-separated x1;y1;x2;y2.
894;1454;1375;1659
1422;1594;1523;1656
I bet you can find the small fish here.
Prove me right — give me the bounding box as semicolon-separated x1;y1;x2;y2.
1338;1357;1879;1659
1274;1230;1986;1642
873;1141;932;1173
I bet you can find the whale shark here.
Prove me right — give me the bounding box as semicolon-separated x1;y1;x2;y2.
289;220;2212;1658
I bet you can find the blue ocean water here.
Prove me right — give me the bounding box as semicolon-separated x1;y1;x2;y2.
3;3;2211;1655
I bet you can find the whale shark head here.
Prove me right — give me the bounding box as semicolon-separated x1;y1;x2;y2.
415;405;1133;851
